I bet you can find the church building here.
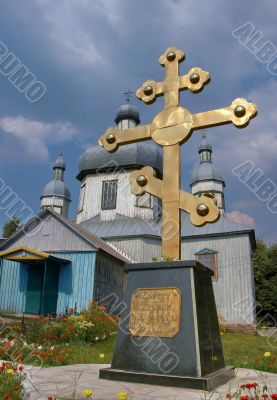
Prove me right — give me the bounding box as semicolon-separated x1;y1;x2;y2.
0;102;256;330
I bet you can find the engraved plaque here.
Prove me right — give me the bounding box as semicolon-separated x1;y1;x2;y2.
129;287;181;337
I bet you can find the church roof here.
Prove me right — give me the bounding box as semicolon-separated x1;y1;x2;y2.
191;162;224;184
0;209;130;263
115;103;140;124
54;154;66;170
77;142;163;180
80;213;256;249
81;213;161;238
41;179;71;200
191;133;224;185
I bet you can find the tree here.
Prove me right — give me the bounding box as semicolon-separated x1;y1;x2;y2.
2;217;21;239
253;239;277;325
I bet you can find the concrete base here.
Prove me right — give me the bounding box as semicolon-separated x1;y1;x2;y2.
100;260;234;389
100;366;235;391
100;260;234;390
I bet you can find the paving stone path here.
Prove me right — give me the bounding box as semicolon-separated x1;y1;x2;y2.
23;364;277;400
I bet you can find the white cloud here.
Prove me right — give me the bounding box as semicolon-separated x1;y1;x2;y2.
0;116;78;163
226;210;255;227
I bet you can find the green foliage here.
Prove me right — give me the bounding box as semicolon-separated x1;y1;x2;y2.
0;362;25;399
26;302;118;345
2;218;21;239
152;256;173;262
253;240;277;324
0;301;119;367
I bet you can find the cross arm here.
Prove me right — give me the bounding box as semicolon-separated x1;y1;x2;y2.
129;167;162;198
99;124;152;152
192;98;257;130
136;67;210;105
180;192;220;226
129;167;220;227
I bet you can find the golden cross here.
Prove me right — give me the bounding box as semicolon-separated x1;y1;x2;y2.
99;47;257;260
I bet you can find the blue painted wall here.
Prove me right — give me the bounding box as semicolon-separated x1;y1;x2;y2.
0;259;28;313
0;251;96;315
54;251;96;315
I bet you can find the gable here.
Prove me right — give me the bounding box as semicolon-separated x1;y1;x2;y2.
195;248;218;255
0;246;50;261
0;212;96;253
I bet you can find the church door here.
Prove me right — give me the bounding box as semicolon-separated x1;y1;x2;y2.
25;262;44;314
25;262;60;315
42;262;60;314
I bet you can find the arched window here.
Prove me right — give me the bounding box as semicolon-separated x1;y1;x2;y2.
195;248;218;281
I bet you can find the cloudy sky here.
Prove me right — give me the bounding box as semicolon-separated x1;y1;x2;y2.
0;0;276;244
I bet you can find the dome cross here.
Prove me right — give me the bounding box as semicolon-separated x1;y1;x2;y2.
123;88;133;103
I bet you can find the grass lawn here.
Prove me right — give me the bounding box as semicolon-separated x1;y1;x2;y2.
222;332;276;371
40;332;276;373
1;315;276;373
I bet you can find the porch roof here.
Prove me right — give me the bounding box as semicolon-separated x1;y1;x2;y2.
0;246;70;264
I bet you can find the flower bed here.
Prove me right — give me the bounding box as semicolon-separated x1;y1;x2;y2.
225;382;277;399
0;301;118;367
22;301;118;345
0;361;25;399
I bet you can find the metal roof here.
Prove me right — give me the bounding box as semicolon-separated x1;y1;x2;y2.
80;212;256;249
77;142;163;181
81;213;161;238
115;103;140;125
190;162;224;185
53;154;66;170
0;209;130;263
41;179;71;200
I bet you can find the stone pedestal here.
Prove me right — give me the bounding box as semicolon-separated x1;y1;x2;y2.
100;260;234;390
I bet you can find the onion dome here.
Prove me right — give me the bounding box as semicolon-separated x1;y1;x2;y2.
53;154;66;170
114;103;140;125
41;180;71;200
77;142;162;180
41;155;71;200
190;133;224;185
77;102;162;180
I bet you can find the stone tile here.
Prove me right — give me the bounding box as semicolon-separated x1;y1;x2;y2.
22;364;277;400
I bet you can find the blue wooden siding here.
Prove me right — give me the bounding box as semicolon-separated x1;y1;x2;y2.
0;260;28;313
0;252;96;315
54;251;96;315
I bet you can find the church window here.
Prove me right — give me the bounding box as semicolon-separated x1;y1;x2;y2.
195;248;218;281
101;180;118;210
78;183;86;212
136;193;151;208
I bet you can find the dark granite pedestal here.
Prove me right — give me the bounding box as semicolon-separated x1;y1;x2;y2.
100;260;234;390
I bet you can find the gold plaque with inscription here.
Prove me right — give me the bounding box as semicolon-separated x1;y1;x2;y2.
129;287;181;337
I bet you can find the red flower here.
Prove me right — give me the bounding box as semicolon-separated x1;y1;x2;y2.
271;395;277;400
3;394;11;399
269;364;273;369
240;396;249;400
261;395;269;398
